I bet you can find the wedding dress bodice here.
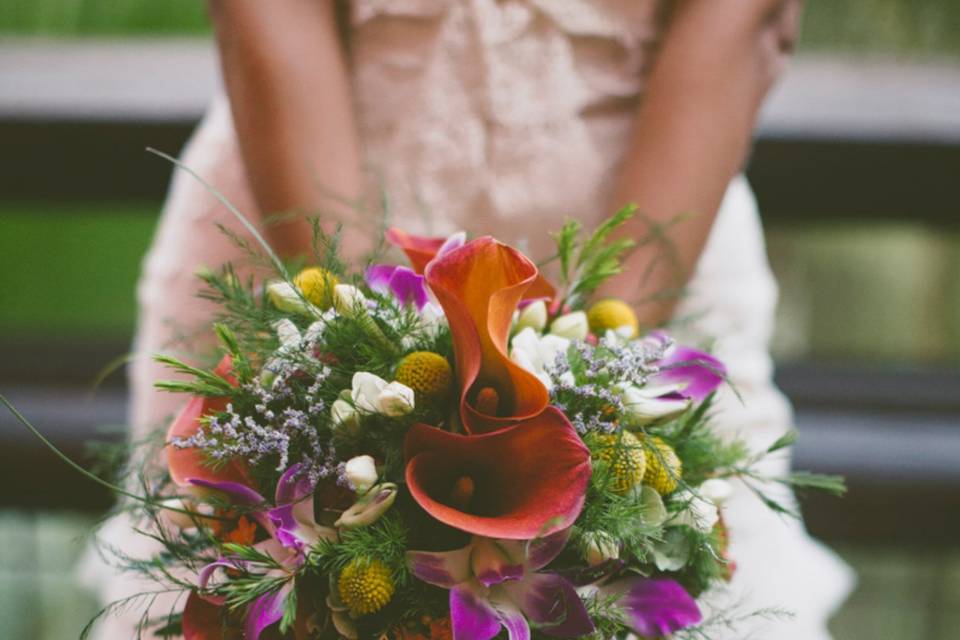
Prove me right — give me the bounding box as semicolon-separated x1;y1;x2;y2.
348;0;666;260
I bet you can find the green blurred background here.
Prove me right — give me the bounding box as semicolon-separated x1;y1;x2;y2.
0;1;958;639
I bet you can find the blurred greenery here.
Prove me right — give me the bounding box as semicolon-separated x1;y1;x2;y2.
1;207;957;364
0;0;208;35
0;0;959;57
0;204;157;336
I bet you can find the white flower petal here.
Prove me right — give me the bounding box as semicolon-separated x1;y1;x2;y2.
549;311;589;340
344;455;379;495
378;381;416;416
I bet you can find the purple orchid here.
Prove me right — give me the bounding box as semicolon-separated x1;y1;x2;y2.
652;336;726;402
190;464;337;639
365;264;430;310
622;334;727;424
408;529;594;640
580;575;702;637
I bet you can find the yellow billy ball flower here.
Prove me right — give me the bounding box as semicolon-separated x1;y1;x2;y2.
642;436;682;495
587;299;639;338
592;430;647;495
338;558;395;616
293;267;339;309
395;352;453;402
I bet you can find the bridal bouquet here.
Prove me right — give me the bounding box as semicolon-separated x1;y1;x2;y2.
28;205;839;639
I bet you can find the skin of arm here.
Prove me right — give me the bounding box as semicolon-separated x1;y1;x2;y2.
600;0;803;327
208;0;364;259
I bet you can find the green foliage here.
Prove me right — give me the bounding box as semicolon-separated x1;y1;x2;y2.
549;204;637;309
309;511;412;588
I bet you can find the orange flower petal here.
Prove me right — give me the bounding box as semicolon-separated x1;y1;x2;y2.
166;355;250;487
404;407;591;539
425;237;549;433
386;228;448;274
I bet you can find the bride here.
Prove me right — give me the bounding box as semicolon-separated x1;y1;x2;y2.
86;1;853;637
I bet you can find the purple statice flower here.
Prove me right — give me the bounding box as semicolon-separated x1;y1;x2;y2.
171;368;335;482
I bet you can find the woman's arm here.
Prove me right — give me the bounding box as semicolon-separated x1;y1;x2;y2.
208;0;363;258
602;0;802;325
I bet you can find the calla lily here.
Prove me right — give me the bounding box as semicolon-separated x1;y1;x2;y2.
386;228;467;274
408;529;595;640
388;227;556;306
365;264;430;310
404;407;591;539
425;237;550;433
166;355;251;488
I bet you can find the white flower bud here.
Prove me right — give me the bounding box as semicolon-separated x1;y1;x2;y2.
621;385;691;425
378;381;416;416
335;483;398;528
584;531;619;566
700;478;733;505
273;318;302;348
671;489;720;533
331;398;358;428
516;299;548;332
549;311;589;340
344;455;379;495
332;284;368;317
351;372;388;414
266;280;316;316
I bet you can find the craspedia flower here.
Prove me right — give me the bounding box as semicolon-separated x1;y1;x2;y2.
293;266;338;309
642;436;682;495
395;351;452;403
587;298;639;338
591;430;647;495
338;558;395;616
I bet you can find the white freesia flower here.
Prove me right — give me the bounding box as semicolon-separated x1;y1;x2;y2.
700;478;733;505
350;372;416;416
332;284;368;317
515;299;548;332
549;310;589;340
378;381;416;416
671;483;727;533
273;318;301;348
331;398;358;428
266;280;320;316
620;383;692;425
344;455;379;495
509;327;570;391
584;531;620;566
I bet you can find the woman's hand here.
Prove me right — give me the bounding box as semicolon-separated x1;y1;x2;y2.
601;0;803;326
208;0;364;259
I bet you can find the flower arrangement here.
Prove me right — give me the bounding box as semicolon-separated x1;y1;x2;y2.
1;200;843;639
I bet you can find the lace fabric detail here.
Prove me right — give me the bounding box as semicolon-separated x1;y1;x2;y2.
349;0;664;258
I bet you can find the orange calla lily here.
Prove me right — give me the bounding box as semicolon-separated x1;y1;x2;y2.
404;407;591;539
385;228;450;275
386;227;556;301
166;355;250;487
425;237;549;433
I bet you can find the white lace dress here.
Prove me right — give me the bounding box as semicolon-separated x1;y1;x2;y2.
84;1;853;637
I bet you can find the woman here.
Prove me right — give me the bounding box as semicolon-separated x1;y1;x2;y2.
86;1;853;637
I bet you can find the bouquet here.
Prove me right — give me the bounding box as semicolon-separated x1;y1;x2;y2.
3;201;842;639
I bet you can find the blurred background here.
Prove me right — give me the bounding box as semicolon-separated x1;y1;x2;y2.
0;1;958;638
